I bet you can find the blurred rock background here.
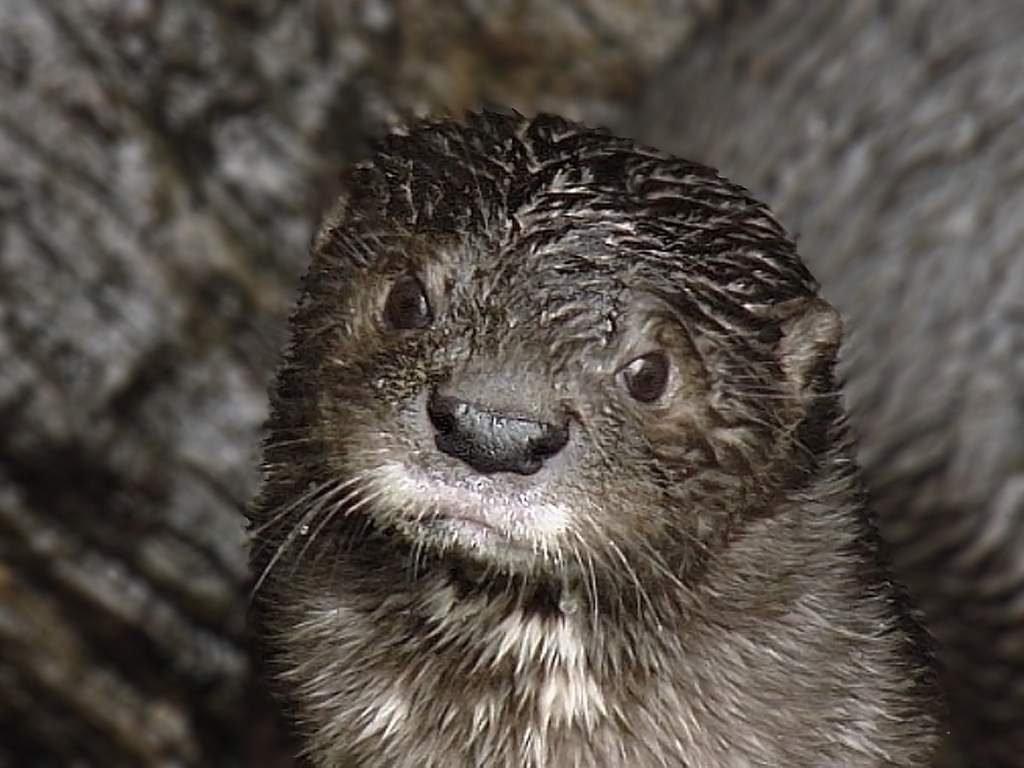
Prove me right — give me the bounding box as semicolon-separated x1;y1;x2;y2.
0;1;1020;766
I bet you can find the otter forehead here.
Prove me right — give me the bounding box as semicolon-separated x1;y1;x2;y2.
325;112;818;316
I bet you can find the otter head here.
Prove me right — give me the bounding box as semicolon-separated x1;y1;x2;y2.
253;112;842;594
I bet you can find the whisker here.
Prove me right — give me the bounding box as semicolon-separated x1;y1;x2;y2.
294;477;377;571
246;478;348;564
635;538;691;595
306;477;390;571
250;500;328;602
250;477;359;601
261;436;317;451
567;528;600;627
250;476;362;537
607;539;658;623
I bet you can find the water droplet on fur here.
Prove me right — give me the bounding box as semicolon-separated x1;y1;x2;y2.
373;378;386;390
299;524;310;536
558;595;579;615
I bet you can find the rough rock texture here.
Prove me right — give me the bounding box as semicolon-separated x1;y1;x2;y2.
0;1;1020;766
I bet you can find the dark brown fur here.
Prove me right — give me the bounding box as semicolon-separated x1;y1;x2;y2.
249;112;945;767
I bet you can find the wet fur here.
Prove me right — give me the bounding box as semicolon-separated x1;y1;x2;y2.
250;112;944;767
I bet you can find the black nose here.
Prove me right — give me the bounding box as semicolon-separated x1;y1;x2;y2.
426;392;569;475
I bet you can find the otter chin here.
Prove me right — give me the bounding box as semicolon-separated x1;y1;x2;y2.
249;112;945;767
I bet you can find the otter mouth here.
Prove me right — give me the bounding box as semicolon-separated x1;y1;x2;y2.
419;513;527;551
421;513;500;536
366;459;571;561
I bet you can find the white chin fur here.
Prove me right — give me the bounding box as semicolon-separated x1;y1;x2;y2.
370;460;572;552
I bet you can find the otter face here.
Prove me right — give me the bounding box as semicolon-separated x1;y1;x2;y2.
256;112;841;586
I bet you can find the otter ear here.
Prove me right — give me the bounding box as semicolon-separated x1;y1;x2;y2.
775;297;843;399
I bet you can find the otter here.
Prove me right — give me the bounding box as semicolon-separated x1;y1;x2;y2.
249;112;945;767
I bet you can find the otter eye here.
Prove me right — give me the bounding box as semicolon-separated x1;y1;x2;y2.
621;352;670;403
384;275;432;330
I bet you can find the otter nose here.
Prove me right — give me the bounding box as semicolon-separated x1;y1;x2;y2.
426;392;569;475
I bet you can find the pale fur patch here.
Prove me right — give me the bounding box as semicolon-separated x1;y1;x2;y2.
358;687;410;742
373;460;572;544
487;609;607;733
